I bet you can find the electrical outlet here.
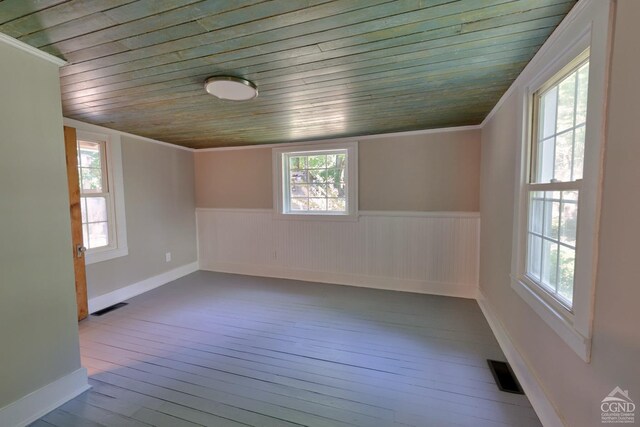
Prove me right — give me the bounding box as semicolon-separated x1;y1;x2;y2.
165;252;171;262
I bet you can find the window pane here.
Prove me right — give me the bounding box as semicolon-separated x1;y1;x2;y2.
88;222;108;249
540;87;558;139
78;141;101;169
308;170;326;183
328;198;346;212
554;130;573;182
541;239;558;292
575;63;589;125
573;126;585;180
529;192;544;234
537;137;555;183
80;197;87;223
324;168;344;184
327;183;346;198
543;192;560;240
307;155;326;169
527;234;542;280
289;156;306;170
290;170;308;184
558;245;575;305
290;184;308;197
560;191;578;247
309;198;327;211
86;196;108;223
82;223;89;248
81;167;103;193
290;198;308;211
556;73;577;133
326;154;337;168
309;184;326;197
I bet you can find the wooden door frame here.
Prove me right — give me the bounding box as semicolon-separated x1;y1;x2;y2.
64;126;89;320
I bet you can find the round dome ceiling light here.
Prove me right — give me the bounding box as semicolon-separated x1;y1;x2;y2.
204;76;258;101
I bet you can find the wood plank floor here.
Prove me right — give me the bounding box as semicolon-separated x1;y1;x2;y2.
34;271;541;426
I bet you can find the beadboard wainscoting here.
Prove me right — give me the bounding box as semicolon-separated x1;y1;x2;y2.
196;209;480;298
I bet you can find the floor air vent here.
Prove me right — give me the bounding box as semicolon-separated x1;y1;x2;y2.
91;302;128;316
487;360;524;394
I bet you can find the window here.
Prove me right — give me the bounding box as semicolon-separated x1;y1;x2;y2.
508;3;611;361
78;138;112;250
525;50;589;309
273;142;357;219
69;123;128;264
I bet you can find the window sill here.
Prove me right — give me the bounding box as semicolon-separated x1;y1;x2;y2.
511;275;591;362
85;246;128;265
273;211;359;222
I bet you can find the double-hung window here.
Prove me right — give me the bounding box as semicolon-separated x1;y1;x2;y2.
70;122;128;264
509;1;611;360
525;50;589;309
77;137;112;250
273;141;357;219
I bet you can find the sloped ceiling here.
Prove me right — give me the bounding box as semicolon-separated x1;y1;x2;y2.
0;0;576;148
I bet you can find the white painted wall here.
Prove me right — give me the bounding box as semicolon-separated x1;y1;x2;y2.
0;39;87;424
198;209;479;298
79;132;198;305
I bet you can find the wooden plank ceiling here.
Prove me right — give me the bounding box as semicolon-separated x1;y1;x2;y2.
0;0;576;148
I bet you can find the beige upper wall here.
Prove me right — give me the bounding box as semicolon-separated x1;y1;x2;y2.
86;136;197;299
0;43;81;408
195;148;273;209
195;129;481;212
480;2;640;426
359;130;480;211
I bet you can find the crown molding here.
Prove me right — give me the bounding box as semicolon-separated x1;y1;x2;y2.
195;124;482;152
0;32;67;67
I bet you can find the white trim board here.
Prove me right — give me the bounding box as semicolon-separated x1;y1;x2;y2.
197;125;481;152
0;368;89;427
195;208;480;219
63;120;480;154
361;210;480;219
202;261;478;299
0;32;67;66
88;261;198;313
477;292;565;427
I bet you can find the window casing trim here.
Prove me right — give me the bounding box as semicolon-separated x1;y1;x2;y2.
272;141;358;221
74;128;128;264
509;0;612;363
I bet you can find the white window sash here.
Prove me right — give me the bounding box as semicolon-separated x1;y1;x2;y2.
272;141;358;221
282;149;349;215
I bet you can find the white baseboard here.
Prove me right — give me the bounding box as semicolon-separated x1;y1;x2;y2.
0;368;89;427
477;292;565;427
88;261;199;313
201;261;478;299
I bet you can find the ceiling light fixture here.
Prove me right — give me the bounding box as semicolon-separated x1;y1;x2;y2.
204;76;258;101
